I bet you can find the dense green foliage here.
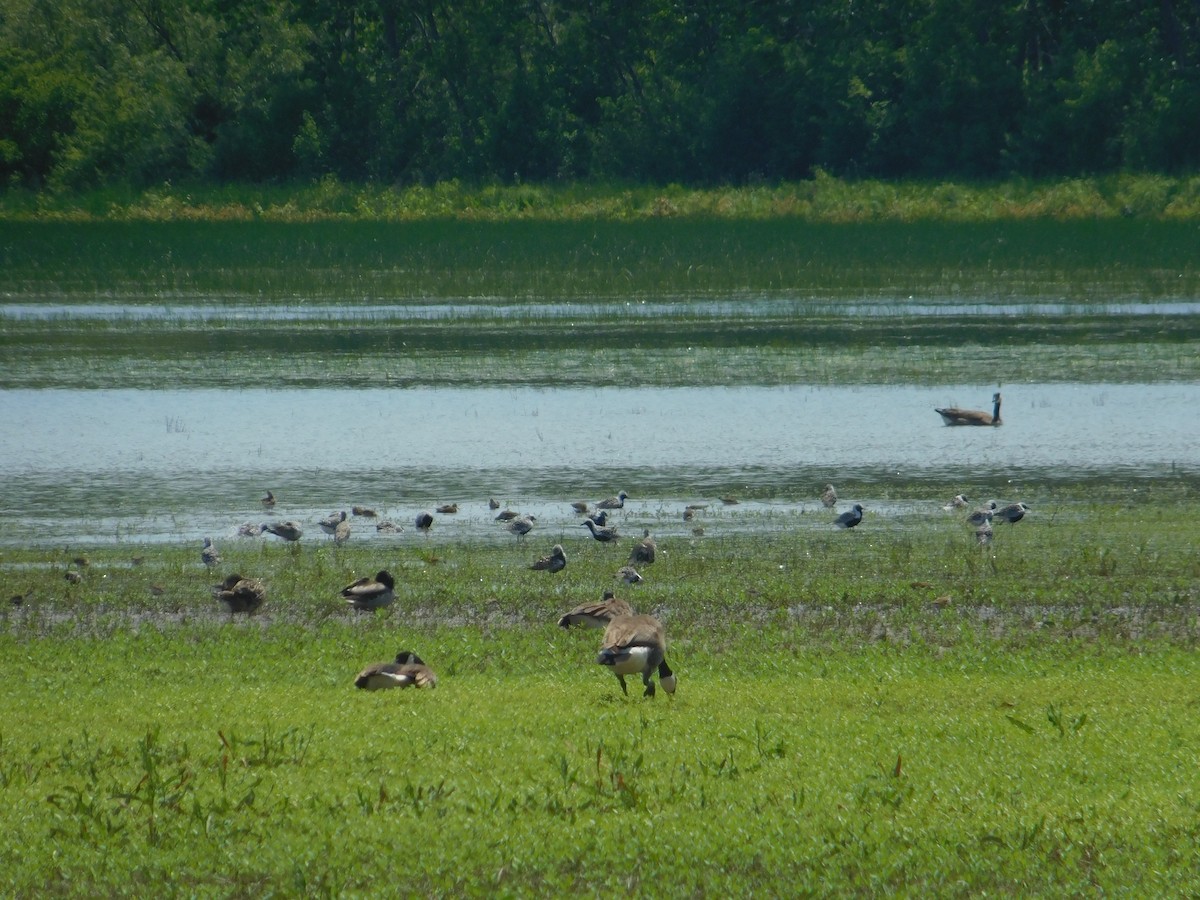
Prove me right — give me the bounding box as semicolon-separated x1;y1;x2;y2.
3;0;1200;190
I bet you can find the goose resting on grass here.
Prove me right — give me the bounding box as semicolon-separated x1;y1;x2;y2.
355;651;437;690
341;570;396;610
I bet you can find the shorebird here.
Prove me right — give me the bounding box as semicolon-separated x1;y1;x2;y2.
351;506;377;518
334;518;351;545
201;537;221;567
319;510;347;536
616;565;643;585
966;501;997;526
629;529;657;566
596;491;628;510
596;613;676;698
506;515;537;540
355;651;437;690
558;589;634;629
821;484;838;508
935;392;1002;426
415;512;434;533
581;519;620;543
341;570;396;610
212;574;266;615
436;503;458;514
529;543;567;572
261;490;276;508
262;521;303;541
833;503;864;529
996;502;1030;524
943;494;970;510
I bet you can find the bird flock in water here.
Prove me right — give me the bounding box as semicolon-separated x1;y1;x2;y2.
46;395;1027;699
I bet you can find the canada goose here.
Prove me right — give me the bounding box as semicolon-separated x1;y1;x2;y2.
996;502;1030;524
596;613;676;697
355;651;437;690
581;519;620;543
415;512;434;532
261;490;276;507
201;537;221;567
558;590;634;629
262;521;303;541
935;392;1002;426
351;505;377;517
506;515;537;540
833;504;864;529
341;570;396;610
319;511;347;535
821;484;838;508
334;518;351;545
596;491;628;510
212;574;266;615
616;565;643;585
530;543;567;572
943;494;970;510
627;529;657;565
966;501;997;526
436;503;458;514
571;501;590;514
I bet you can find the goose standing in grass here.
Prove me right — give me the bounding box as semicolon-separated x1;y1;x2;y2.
319;510;347;536
529;543;567;573
581;518;620;543
212;574;266;616
833;503;864;529
996;502;1030;524
558;590;634;629
821;484;838;508
341;570;396;610
943;494;970;510
629;529;657;566
355;651;437;690
415;512;434;533
261;490;276;508
506;514;537;540
935;392;1002;426
201;537;221;567
616;565;643;585
596;613;676;698
966;501;997;526
596;491;628;510
262;521;303;542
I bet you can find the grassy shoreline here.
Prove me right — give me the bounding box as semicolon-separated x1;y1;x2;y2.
5;173;1200;223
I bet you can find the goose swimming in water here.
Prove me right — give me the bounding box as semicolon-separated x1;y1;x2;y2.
355;651;437;690
935;392;1002;426
596;613;676;698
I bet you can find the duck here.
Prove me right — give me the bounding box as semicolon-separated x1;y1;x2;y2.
201;536;221;567
581;519;620;543
628;529;657;566
596;491;628;510
966;501;997;526
833;503;864;529
212;574;266;615
355;651;437;690
529;543;567;572
506;515;537;540
558;590;634;629
935;392;1002;426
821;484;838;508
415;512;434;532
319;510;347;535
996;502;1030;524
341;570;396;610
262;521;303;541
616;565;643;585
596;613;676;698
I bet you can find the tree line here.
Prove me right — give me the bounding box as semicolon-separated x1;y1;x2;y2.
2;0;1198;191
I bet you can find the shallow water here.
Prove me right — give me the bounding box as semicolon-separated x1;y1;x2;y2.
1;383;1195;546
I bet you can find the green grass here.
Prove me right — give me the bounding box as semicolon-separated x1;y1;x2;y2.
1;502;1199;893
